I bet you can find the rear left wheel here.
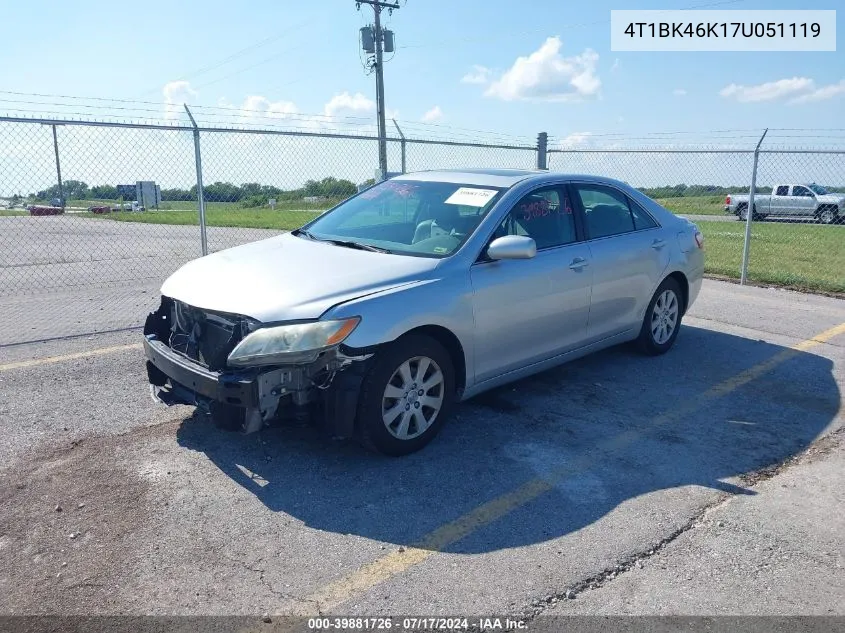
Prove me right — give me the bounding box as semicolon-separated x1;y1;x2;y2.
636;278;683;356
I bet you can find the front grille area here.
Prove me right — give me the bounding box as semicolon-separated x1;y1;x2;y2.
167;300;250;371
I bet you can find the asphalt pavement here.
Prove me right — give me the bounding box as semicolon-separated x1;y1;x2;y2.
1;279;843;618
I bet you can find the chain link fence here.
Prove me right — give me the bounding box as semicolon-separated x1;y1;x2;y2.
1;115;843;346
549;146;845;295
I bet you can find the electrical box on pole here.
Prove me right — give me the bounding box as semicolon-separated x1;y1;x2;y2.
355;0;400;181
360;26;375;53
383;29;394;53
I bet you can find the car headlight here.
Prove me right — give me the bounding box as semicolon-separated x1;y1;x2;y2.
227;317;360;367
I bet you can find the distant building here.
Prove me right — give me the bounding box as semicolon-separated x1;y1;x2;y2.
116;182;162;209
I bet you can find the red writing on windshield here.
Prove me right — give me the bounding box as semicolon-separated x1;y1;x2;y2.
359;181;419;200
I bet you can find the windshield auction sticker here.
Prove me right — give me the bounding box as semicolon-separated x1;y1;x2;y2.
611;10;836;51
445;188;498;207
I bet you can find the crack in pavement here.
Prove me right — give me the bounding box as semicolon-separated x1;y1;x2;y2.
513;425;845;623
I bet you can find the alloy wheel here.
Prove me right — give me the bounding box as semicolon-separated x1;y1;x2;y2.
381;356;444;440
651;289;679;345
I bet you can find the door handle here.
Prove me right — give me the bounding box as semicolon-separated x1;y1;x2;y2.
568;257;589;270
651;239;667;250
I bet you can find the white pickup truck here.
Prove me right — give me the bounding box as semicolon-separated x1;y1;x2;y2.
724;183;844;224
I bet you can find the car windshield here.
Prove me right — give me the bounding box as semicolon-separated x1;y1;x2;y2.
297;179;505;258
807;184;828;195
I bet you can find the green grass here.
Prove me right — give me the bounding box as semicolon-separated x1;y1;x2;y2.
655;195;728;216
0;210;28;216
83;206;323;231
698;220;845;294
10;199;841;295
67;198;337;212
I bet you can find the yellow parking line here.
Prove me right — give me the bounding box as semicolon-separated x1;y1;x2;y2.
305;320;845;613
0;343;143;372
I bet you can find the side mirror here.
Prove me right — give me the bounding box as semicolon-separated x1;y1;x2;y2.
487;235;537;260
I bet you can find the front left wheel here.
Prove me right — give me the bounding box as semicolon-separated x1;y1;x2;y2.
356;334;455;456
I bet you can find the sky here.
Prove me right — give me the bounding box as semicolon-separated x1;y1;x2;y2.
1;0;843;192
2;0;843;144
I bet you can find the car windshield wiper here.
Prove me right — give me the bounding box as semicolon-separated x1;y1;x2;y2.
294;229;321;241
325;239;393;254
294;229;391;253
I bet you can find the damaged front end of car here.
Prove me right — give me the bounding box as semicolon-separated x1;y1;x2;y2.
143;296;373;437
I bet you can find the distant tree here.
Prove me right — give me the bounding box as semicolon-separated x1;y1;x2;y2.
90;184;119;199
203;181;243;202
240;182;264;197
33;179;88;201
59;180;89;200
161;188;193;201
303;177;356;198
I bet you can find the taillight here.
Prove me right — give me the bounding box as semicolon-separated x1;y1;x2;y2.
725;195;731;205
694;231;704;249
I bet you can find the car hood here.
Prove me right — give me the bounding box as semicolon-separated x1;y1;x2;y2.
818;194;845;204
160;233;439;322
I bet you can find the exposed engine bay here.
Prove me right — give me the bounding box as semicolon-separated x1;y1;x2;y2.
143;296;371;436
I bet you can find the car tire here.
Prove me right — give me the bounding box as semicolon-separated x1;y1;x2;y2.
818;207;837;225
356;334;455;456
209;401;245;431
636;277;684;356
737;205;748;221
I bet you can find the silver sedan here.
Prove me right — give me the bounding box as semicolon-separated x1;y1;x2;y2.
143;169;705;455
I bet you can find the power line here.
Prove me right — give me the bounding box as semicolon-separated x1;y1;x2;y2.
399;0;745;49
134;18;318;98
193;43;309;90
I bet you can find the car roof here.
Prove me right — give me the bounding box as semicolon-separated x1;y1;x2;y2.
392;169;630;190
392;169;540;188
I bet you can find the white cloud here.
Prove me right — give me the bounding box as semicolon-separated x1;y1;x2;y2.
673;88;687;97
461;65;492;84
719;77;813;102
559;131;592;146
323;91;376;119
241;95;298;119
484;37;601;102
421;105;443;122
789;80;845;105
162;80;198;119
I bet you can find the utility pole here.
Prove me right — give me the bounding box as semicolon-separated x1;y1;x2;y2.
51;124;65;209
357;0;399;181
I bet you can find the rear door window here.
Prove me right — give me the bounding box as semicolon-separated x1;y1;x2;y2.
573;184;636;239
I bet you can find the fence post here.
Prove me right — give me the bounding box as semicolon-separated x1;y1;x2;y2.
184;104;208;256
392;118;406;173
536;132;548;170
51;124;65;209
740;129;768;285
